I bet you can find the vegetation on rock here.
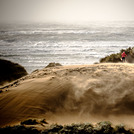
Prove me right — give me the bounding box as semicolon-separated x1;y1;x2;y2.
0;120;134;134
100;47;134;63
45;62;62;68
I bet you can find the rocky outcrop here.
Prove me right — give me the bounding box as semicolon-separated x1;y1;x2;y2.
0;59;28;85
100;47;134;63
45;62;62;68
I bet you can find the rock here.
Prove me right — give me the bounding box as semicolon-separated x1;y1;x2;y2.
0;59;28;85
21;119;39;125
45;62;62;68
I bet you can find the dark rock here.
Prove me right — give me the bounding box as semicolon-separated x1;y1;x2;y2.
0;125;40;134
0;59;28;85
40;119;48;124
21;119;39;125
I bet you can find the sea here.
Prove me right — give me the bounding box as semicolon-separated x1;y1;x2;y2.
0;21;134;73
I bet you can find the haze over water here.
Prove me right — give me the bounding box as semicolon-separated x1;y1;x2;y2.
0;21;134;73
0;0;134;72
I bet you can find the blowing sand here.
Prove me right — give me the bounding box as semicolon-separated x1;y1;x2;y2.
0;63;134;127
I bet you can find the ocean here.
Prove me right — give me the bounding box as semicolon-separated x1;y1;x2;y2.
0;21;134;73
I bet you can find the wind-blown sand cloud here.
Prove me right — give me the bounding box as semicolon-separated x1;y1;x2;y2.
0;63;134;127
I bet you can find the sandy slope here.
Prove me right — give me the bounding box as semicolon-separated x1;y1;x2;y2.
0;63;134;127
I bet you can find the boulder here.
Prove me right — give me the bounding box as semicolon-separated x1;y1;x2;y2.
0;59;28;85
45;62;62;68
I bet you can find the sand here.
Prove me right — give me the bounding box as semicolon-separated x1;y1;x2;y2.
0;63;134;127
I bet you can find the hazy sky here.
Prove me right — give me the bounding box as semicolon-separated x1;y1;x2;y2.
0;0;134;23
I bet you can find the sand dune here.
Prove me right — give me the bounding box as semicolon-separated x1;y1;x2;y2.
0;63;134;127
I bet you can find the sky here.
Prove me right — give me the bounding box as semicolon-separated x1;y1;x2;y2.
0;0;134;23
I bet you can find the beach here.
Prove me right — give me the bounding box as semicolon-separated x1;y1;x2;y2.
0;63;134;128
1;0;134;133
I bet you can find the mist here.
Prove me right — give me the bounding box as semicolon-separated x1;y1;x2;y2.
0;0;134;24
